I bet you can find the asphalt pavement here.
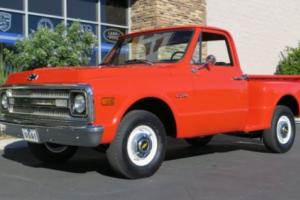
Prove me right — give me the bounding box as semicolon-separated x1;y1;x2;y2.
0;126;300;200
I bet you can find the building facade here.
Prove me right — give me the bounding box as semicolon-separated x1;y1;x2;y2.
0;0;206;68
1;0;299;74
0;0;130;66
207;0;300;74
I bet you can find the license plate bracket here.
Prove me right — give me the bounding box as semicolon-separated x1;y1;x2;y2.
22;128;40;143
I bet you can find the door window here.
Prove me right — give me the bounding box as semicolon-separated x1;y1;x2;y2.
192;32;233;66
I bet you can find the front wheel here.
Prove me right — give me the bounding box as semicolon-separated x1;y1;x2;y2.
27;142;78;163
107;110;167;179
263;106;296;153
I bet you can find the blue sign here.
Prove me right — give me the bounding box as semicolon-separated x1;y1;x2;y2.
0;12;12;32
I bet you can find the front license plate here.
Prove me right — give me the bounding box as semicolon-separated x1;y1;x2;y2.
22;128;40;143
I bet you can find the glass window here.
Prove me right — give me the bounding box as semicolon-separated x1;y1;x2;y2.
29;0;63;16
0;11;23;34
0;0;23;10
192;32;233;66
89;48;98;65
67;21;97;35
0;12;24;45
101;25;127;59
101;0;128;26
29;16;62;32
103;30;194;66
67;0;97;21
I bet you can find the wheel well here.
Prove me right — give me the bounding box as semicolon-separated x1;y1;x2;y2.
125;98;177;137
277;95;299;116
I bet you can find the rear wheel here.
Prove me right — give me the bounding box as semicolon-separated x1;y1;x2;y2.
263;106;296;153
107;110;167;179
28;142;78;163
186;136;213;147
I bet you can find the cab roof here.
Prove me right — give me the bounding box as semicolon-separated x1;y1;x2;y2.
128;25;230;37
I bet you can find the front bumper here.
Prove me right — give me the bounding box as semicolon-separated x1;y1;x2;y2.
0;121;104;147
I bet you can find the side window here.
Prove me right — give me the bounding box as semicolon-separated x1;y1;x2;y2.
192;32;233;66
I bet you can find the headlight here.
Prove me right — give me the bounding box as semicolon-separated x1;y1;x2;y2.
72;94;86;115
1;93;8;109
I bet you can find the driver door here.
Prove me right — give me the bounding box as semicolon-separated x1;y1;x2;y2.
190;30;248;136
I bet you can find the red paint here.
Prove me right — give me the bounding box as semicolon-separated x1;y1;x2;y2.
4;26;300;144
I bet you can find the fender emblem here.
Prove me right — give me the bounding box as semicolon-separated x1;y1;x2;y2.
27;74;39;81
176;93;189;99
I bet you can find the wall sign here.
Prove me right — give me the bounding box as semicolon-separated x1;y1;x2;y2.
0;12;12;32
81;24;93;33
103;28;123;43
37;18;54;30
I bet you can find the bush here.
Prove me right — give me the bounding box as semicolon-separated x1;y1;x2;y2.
276;43;300;75
4;22;97;71
0;71;5;85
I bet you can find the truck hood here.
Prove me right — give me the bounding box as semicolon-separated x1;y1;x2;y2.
4;65;171;85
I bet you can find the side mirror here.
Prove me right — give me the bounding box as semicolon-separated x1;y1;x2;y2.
204;55;216;69
191;55;216;73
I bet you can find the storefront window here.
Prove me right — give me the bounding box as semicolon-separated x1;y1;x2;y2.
67;0;97;21
101;25;127;59
68;21;98;65
0;0;23;11
68;21;97;35
29;16;62;32
101;0;128;26
0;11;23;35
29;0;63;16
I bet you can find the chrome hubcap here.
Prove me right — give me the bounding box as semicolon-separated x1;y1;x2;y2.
276;116;292;144
127;125;158;166
137;135;152;158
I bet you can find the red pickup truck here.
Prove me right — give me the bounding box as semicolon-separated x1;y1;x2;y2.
1;25;299;179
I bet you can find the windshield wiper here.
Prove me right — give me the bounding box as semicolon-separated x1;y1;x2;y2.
125;59;153;65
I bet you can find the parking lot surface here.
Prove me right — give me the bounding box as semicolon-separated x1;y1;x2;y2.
0;126;300;200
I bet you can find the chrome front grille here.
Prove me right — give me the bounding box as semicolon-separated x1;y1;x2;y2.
10;89;70;99
12;106;71;118
6;88;71;119
0;84;94;122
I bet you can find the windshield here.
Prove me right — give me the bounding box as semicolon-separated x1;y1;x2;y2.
102;29;194;66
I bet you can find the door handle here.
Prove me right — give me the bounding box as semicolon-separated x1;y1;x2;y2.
233;74;248;81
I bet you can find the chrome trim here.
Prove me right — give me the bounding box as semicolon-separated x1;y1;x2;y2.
0;84;95;124
0;121;103;147
233;74;249;81
69;90;88;117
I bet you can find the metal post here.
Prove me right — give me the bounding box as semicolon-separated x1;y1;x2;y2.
24;0;28;37
63;0;67;25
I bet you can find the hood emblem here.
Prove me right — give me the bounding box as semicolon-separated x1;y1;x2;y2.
27;74;39;81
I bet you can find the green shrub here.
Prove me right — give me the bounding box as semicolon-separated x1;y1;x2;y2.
0;71;5;85
4;22;97;71
276;43;300;75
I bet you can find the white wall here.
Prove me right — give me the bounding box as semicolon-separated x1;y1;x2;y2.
207;0;300;74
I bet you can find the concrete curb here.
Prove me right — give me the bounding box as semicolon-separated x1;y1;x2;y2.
0;138;23;151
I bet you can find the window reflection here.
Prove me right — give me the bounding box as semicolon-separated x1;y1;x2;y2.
101;0;128;25
28;0;62;16
67;0;97;21
0;0;23;11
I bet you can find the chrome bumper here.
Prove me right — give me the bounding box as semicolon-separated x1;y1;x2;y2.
0;121;103;147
